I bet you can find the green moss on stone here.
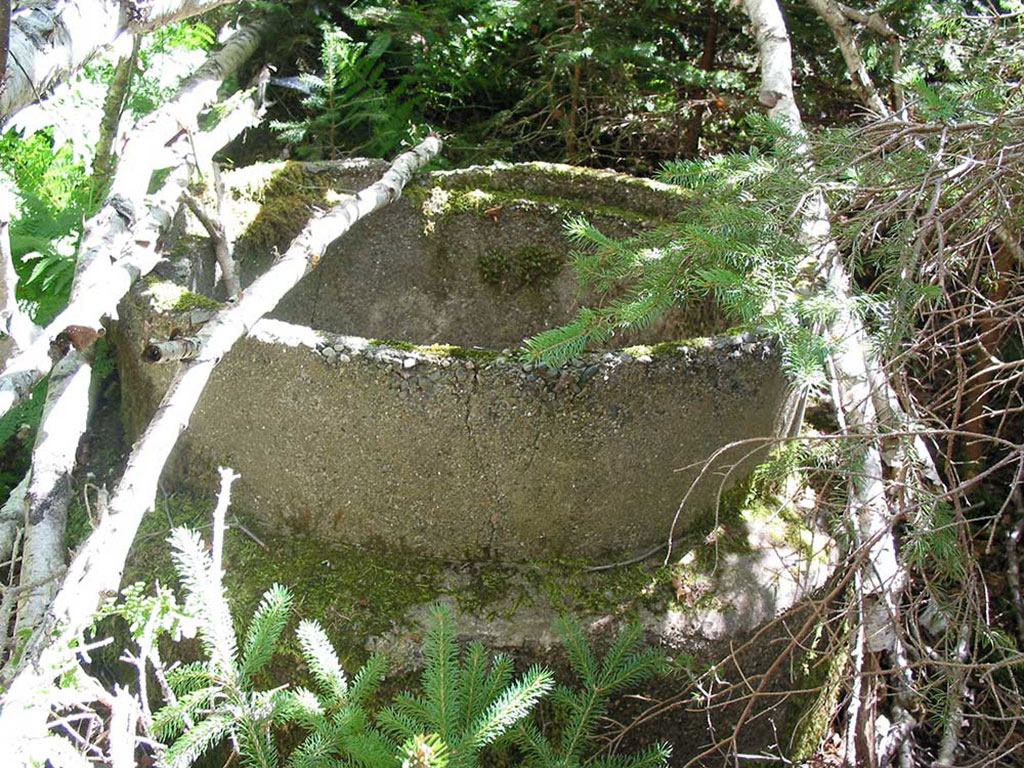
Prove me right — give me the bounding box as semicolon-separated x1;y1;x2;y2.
236;163;330;253
171;291;222;312
369;338;417;352
366;339;500;363
478;246;564;290
409;181;664;239
787;632;846;760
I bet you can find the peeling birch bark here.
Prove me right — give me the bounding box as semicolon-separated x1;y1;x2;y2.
13;352;92;640
0;472;29;565
738;0;912;762
0;182;40;365
0;24;265;421
142;335;201;363
0;0;240;123
0;136;442;753
805;0;889;117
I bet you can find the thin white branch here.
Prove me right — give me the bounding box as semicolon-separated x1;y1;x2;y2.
0;136;442;753
211;467;239;582
182;191;241;300
0;26;266;421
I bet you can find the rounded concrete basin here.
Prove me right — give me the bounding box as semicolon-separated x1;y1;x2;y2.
117;161;791;560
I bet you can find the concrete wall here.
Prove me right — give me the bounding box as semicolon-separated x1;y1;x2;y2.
116;161;794;560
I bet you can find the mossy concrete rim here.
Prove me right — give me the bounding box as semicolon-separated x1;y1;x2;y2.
253;318;776;376
427;161;692;220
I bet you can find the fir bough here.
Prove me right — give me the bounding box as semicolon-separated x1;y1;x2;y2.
149;538;554;768
154;528;294;768
513;618;671;768
523;122;838;395
378;602;554;768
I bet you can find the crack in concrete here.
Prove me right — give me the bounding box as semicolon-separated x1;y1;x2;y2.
522;420;543;474
461;374;504;556
308;268;326;328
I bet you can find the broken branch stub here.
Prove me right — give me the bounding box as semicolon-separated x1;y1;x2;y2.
0;136;442;753
142;337;202;363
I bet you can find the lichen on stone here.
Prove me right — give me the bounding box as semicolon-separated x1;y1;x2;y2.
143;279;222;313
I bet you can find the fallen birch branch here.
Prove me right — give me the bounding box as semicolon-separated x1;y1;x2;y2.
0;95;263;583
739;0;933;763
7;25;267;654
0;135;442;754
0;23;266;421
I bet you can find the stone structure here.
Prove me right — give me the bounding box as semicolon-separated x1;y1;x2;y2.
114;161;835;762
116;161;794;560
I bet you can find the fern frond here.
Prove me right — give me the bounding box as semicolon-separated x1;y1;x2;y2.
297;619;349;705
240;584;293;685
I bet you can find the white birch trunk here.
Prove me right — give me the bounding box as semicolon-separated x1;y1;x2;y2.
0;136;441;755
12;353;93;640
738;0;907;762
805;0;889;117
0;0;241;123
0;24;264;421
